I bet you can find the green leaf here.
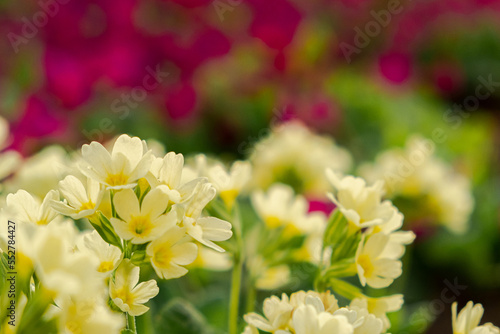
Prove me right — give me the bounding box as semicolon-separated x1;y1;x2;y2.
323;210;348;249
130;250;149;267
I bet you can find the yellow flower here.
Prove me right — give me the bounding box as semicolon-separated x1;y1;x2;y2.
51;175;103;219
80;134;153;190
109;259;159;316
146;226;198;279
110;186;176;244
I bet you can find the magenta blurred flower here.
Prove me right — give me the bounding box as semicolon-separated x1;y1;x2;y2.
44;49;93;109
248;0;302;50
378;52;412;84
165;80;197;120
10;95;66;152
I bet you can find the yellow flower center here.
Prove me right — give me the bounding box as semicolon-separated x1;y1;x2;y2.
220;189;239;209
129;216;153;237
105;172;128;186
265;216;282;229
114;288;134;307
357;254;374;278
80;201;95;211
97;261;115;273
153;246;172;268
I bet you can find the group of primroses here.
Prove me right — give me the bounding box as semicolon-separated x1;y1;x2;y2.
0;125;495;333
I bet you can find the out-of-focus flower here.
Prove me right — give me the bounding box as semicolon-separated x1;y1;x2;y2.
109;259;159;316
208;160;252;209
252;183;325;239
351;295;404;331
0;117;20;181
452;301;500;334
250;122;352;196
359;135;474;233
6;189;60;225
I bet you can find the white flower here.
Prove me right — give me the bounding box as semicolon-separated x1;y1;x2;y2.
244;294;293;332
78;230;122;274
369;211;416;260
55;296;125;334
146;225;198;279
6;145;69;198
51;175;103;219
252;183;325;238
110;186;176;244
6;189;60;225
289;291;339;314
291;304;353;334
148;151;202;204
452;301;500;334
358;135;474;234
180;182;233;252
0;116;20;181
250;121;352;196
79;134;153;190
109;259;159;316
29;221;102;298
351;295;403;331
326;171;395;232
355;233;402;288
208;160;252;208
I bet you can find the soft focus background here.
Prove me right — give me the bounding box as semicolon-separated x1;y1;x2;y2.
1;0;500;332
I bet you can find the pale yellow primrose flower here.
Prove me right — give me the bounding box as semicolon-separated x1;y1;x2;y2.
180;182;233;252
110;186;175;244
288;304;354;334
55;296;125;334
147;151;204;204
51;175;103;219
452;301;500;334
326;170;395;231
80;134;153;190
208;160;252;208
6;189;60;225
355;233;402;289
6;145;69;199
0;116;21;181
146;225;198;279
351;295;403;331
244;293;294;332
109;259;159;316
251;183;325;238
29;221;103;299
250;121;352;196
78;230;122;274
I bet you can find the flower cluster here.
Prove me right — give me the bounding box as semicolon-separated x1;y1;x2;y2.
244;290;387;334
1;134;233;333
359;135;474;234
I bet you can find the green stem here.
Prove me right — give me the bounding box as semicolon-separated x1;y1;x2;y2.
245;282;256;313
229;253;243;334
228;201;243;334
127;313;136;333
